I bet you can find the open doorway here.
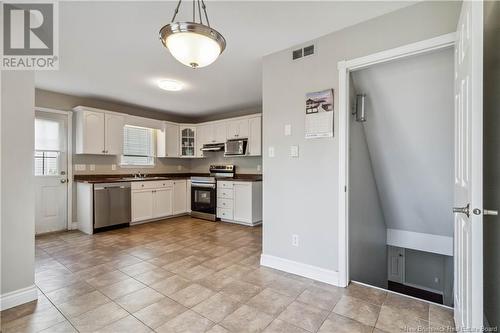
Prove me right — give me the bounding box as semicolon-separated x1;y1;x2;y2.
347;47;455;306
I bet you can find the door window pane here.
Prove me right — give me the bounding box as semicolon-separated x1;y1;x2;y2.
34;151;60;176
35;118;60;151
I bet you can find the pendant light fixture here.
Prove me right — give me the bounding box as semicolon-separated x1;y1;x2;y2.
159;0;226;69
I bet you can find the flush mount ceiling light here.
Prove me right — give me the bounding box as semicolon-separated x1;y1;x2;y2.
157;79;184;91
159;0;226;69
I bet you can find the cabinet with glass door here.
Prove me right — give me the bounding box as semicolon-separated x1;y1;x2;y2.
179;126;196;157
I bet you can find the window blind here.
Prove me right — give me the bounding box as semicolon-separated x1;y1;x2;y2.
121;125;155;166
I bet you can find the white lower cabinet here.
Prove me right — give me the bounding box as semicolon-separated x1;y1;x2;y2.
153;188;173;218
217;181;262;226
131;179;188;224
173;180;187;215
131;189;154;222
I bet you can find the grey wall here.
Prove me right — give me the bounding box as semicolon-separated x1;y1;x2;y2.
262;1;460;272
483;0;500;327
351;48;455;237
349;85;387;288
404;249;454;306
1;72;36;298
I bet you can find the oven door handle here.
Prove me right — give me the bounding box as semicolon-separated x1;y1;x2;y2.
192;183;216;189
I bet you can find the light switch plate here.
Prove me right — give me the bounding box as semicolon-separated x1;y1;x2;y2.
257;164;261;172
74;164;86;171
284;124;292;136
89;164;95;171
290;145;299;158
268;146;275;158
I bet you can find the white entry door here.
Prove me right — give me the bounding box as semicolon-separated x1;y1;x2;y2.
453;0;483;330
34;111;69;234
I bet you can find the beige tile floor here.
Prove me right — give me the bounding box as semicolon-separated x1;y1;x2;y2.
1;216;455;332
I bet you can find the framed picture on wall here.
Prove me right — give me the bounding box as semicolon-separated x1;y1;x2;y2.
305;89;334;138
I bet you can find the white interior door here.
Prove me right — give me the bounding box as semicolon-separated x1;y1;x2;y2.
453;1;483;329
34;111;69;234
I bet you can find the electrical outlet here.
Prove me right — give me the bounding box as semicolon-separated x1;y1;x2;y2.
89;164;95;171
292;234;299;247
434;277;440;284
290;145;299;158
177;165;182;171
74;164;86;171
111;164;116;171
257;164;261;172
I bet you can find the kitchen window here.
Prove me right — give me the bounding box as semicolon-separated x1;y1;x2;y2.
121;125;155;167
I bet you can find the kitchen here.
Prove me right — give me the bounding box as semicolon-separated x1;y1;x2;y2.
67;105;263;235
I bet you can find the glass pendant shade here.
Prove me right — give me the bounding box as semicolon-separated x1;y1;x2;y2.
160;22;226;69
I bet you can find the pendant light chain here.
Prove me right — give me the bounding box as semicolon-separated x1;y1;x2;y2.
170;0;211;26
201;0;210;27
197;0;203;25
170;0;182;22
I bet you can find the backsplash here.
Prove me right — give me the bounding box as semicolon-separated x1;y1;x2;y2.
72;155;191;175
190;151;262;174
73;152;262;175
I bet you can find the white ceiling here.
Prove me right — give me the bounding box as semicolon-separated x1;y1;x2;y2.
35;1;414;117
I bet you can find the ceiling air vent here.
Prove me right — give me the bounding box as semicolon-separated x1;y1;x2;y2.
303;45;314;56
292;44;315;60
292;48;303;60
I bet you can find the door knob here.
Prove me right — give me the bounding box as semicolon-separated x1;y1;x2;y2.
453;203;470;217
60;179;67;183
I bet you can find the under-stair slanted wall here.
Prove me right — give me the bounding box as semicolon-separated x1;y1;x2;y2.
349;83;387;289
350;48;455;247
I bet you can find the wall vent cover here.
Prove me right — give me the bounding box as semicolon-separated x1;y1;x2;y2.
292;44;315;60
303;45;315;56
292;48;303;60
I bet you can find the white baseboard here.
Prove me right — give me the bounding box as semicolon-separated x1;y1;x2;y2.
0;285;38;311
260;254;339;286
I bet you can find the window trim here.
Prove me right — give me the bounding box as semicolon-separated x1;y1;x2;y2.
120;125;156;167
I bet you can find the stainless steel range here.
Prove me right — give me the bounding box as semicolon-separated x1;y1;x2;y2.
191;165;235;221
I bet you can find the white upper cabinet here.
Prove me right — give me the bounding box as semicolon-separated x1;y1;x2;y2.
157;122;179;158
179;126;196;157
75;107;124;155
198;122;227;146
248;116;262;156
104;113;124;155
214;122;228;143
227;119;249;140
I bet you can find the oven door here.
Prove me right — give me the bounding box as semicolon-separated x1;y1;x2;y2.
191;183;216;220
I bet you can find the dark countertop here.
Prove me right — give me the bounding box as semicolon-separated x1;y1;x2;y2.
74;173;262;184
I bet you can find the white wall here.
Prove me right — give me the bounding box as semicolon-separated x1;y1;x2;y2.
349;96;387;288
1;71;37;309
262;1;460;274
404;248;453;306
351;48;454;237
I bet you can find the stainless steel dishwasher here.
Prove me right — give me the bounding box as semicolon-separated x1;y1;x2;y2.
93;182;131;231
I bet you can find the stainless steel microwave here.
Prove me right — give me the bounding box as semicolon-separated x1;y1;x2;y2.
225;139;247;156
